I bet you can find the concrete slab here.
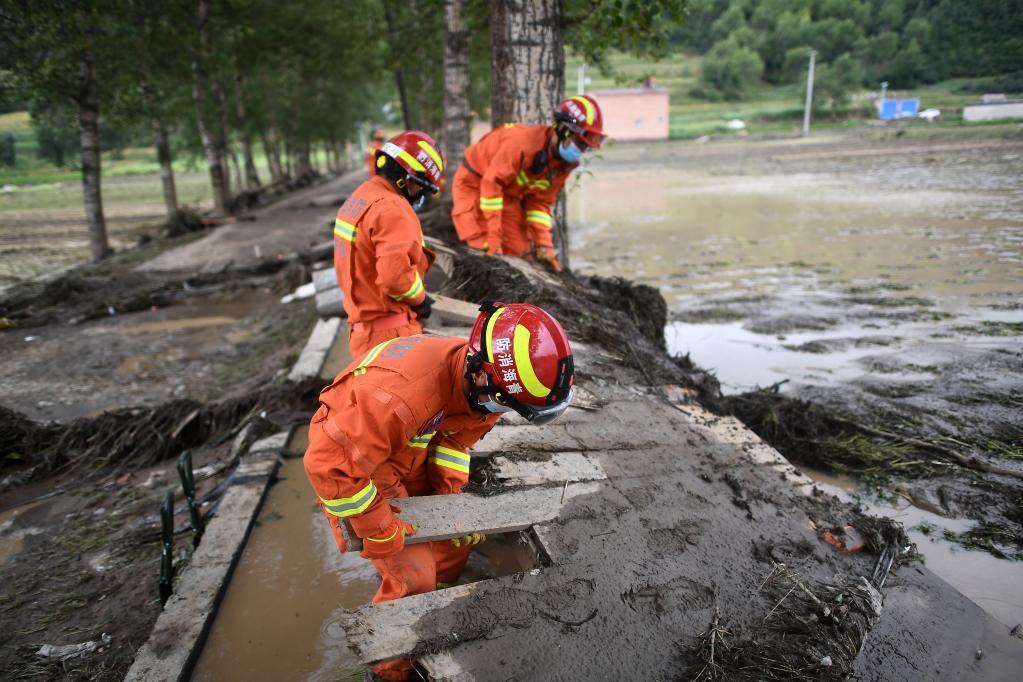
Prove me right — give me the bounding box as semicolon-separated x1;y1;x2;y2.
493;452;606;486
124;439;284;681
341;483;601;553
287;317;342;381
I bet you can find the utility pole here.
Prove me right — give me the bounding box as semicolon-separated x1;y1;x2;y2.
577;62;587;95
802;50;816;137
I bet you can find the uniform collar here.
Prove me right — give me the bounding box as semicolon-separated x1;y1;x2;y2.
369;174;401;196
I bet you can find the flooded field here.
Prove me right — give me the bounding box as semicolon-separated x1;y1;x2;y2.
568;133;1023;628
569;140;1022;392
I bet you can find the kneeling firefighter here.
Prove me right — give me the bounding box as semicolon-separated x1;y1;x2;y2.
450;95;606;271
334;130;444;358
304;303;575;681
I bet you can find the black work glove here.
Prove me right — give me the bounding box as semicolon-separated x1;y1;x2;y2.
412;294;434;320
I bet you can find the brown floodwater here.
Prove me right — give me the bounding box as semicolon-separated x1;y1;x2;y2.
194;394;539;680
567;155;1023;390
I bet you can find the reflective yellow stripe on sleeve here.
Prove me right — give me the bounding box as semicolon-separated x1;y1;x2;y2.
430;445;470;474
320;481;377;517
334;218;357;242
353;339;395;376
390;272;424;302
407;430;437;449
479;196;504;212
526;211;552;227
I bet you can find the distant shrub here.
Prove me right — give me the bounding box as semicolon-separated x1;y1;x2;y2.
697;37;765;100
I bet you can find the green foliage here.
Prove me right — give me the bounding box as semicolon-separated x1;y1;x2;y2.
33;108;79;167
0;132;14;167
696;37;765;100
681;0;1023;101
813;53;866;116
565;0;689;68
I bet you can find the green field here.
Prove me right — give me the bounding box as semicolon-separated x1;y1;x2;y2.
567;52;1022;139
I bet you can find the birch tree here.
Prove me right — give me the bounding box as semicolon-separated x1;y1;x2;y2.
442;0;472;182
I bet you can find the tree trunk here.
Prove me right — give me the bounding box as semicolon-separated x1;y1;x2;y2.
489;0;564;126
141;76;179;224
383;1;413;129
192;0;227;216
233;73;260;189
211;76;232;198
227;146;243;196
442;0;471;185
76;10;109;261
489;0;569;268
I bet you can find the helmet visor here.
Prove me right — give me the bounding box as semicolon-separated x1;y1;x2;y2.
512;386;575;426
577;129;605;148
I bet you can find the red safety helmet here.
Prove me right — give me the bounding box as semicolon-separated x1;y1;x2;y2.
378;130;445;195
552;95;606;148
467;302;575;425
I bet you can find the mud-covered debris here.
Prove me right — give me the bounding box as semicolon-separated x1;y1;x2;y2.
37;633;112;661
686;565;882;681
0;378;324;481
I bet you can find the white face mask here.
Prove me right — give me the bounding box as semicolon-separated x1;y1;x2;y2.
478;399;514;414
559;139;582;163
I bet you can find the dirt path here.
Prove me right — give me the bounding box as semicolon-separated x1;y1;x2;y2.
139;171;361;273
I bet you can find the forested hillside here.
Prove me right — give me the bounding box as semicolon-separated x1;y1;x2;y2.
673;0;1023;101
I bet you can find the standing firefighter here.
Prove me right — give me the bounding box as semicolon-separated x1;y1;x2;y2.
304;303;575;681
364;128;386;178
451;95;606;270
335;130;442;358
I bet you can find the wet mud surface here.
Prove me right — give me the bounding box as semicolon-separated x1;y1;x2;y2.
571;130;1023;626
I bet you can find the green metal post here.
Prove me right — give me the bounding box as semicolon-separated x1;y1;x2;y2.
177;450;204;547
159;489;174;606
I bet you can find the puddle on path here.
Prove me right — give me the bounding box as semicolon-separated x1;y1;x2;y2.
194;424;541;681
800;465;1023;629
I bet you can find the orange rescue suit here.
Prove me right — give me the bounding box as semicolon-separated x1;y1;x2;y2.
334;175;433;357
303;335;499;587
452;123;577;256
365;139;383;177
304;335;499;682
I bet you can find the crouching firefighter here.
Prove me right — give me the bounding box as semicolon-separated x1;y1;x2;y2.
334;130;444;358
450;95;606;271
304;303;575;681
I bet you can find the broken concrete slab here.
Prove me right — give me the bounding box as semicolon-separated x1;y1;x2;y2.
341;483;601;553
493;452;606;486
315;289;344;318
287;317;341;382
124;438;284;682
341;583;481;664
432;294;479;326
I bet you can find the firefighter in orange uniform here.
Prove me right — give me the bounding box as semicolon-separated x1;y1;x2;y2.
365;128;386;178
451;96;606;271
335;130;443;358
304;303;576;681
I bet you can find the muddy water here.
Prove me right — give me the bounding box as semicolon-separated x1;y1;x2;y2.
568;157;1023;391
194;430;539;680
192;452;378;682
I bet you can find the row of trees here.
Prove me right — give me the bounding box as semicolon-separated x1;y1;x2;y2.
680;0;1023;103
1;0;686;264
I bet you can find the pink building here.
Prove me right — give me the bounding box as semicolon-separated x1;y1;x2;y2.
589;87;670;141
